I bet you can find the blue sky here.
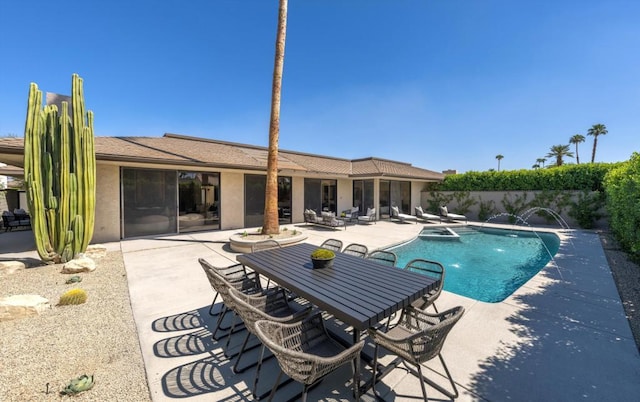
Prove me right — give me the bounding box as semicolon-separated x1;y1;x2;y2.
1;0;638;172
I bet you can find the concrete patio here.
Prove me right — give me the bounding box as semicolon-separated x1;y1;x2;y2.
3;220;640;401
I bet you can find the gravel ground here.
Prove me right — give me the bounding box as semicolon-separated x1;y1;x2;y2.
0;230;638;401
0;251;150;401
599;231;640;351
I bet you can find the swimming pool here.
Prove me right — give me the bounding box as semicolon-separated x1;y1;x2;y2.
386;226;560;303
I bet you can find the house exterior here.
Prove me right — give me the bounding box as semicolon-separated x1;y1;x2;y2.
0;133;444;242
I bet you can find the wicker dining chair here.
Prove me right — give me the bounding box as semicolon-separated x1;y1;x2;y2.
254;314;365;402
198;258;263;342
404;258;445;313
319;238;343;252
366;250;397;267
227;287;311;399
342;243;369;258
251;240;281;288
368;305;465;402
198;258;251;316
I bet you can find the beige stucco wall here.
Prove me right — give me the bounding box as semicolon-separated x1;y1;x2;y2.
337;178;353;213
220;171;244;230
291;176;305;223
92;164;120;243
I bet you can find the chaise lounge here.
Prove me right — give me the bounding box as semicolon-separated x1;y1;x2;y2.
390;206;418;224
439;206;468;223
415;206;441;223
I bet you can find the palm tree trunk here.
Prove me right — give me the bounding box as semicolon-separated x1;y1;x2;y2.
262;0;288;235
575;144;580;164
591;137;598;163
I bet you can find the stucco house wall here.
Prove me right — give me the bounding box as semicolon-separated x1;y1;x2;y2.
93;164;121;243
220;171;244;230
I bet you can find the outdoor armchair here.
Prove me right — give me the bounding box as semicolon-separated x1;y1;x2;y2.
254;313;365;402
251;240;281;288
319;238;343;252
357;207;376;224
342;243;369;258
228;287;312;398
341;206;359;223
198;258;263;342
368;305;465;402
366;250;397;267
404;258;445;313
198;258;249;316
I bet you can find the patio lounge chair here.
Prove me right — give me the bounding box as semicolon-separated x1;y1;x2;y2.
368;305;465;402
391;206;418;224
254;313;365;402
357;207;376;224
415;206;441;223
303;209;346;230
439;206;468;223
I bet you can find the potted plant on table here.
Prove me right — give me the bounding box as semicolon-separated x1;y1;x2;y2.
310;248;335;269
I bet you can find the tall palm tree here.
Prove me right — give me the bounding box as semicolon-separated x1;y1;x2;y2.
587;123;608;163
532;164;540;169
546;144;574;166
262;0;288;235
569;134;585;164
495;154;504;171
536;157;546;168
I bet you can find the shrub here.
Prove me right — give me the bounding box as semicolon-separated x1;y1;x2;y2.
604;153;640;260
311;248;335;259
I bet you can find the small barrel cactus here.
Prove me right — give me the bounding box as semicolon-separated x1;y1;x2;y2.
58;288;88;305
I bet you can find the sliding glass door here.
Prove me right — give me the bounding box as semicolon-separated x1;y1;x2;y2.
353;179;374;216
304;178;337;214
245;174;292;228
379;179;411;218
178;172;220;232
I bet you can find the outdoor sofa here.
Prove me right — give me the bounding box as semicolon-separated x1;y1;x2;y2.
303;209;346;230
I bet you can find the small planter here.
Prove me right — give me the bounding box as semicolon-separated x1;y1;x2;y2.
311;257;335;269
310;248;335;269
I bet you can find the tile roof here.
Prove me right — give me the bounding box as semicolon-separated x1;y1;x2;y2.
0;134;444;181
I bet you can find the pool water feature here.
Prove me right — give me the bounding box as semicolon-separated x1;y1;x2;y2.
387;226;561;303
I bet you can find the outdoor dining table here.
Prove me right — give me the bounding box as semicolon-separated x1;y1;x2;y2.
236;242;440;395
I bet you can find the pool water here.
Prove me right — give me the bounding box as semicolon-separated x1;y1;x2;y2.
387;226;560;303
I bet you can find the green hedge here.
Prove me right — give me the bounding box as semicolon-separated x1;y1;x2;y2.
604;153;640;260
428;163;619;192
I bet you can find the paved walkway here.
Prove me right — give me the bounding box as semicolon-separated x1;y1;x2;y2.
3;222;640;401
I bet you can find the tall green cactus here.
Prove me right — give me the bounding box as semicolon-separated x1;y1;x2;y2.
23;74;96;263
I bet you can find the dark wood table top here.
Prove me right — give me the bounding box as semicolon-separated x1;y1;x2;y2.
237;242;439;331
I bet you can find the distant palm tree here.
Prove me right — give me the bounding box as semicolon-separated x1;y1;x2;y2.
587;123;608;163
495;154;504;171
532;164;540;169
546;144;574;166
536;158;547;168
569;134;586;164
262;0;288;235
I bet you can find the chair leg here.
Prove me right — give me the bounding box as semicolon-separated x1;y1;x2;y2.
370;344;379;399
406;353;459;400
267;369;284;402
353;355;361;401
231;331;251;373
415;364;429;402
208;293;219;316
301;384;308;402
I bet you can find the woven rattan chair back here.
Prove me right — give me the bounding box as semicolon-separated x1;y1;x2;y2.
368;306;465;401
342;243;368;258
251;239;281;253
319;238;343;252
404;258;445;311
366;250;397;267
254;314;365;401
